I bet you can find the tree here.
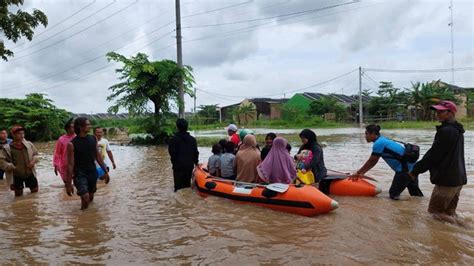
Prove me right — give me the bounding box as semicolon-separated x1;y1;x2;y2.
197;104;219;124
410;81;457;120
237;104;256;125
0;94;71;141
106;52;194;139
368;82;410;119
309;96;348;121
0;0;48;60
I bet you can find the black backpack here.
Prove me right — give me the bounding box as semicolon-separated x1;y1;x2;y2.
402;143;420;163
384;140;420;172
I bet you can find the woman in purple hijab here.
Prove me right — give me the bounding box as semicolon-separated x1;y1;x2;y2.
257;137;297;184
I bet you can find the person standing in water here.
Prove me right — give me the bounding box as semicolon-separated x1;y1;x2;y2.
0;126;39;196
354;124;423;200
0;129;12;180
168;119;199;192
67;117;109;210
94;127;117;172
410;101;466;225
53;119;76;185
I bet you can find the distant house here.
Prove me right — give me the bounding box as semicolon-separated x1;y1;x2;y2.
220;103;241;122
431;80;474;118
220;98;288;122
284;92;371;111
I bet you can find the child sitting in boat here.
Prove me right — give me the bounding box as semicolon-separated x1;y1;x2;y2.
296;149;313;173
219;141;236;180
208;144;221;176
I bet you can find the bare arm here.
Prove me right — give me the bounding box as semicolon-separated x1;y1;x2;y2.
67;143;74;183
97;144;110;184
356;155;380;175
106;150;116;169
65;143;75;196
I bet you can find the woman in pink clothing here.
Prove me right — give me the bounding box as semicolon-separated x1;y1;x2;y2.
53;119;75;183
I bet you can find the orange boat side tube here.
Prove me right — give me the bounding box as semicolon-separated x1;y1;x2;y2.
193;167;338;217
329;178;382;197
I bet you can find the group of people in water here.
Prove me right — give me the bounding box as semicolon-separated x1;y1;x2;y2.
0;100;467;225
0;118;117;210
169;100;467;226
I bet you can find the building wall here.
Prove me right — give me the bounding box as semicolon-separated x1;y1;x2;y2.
284;94;313;111
455;94;468;118
270;103;284;120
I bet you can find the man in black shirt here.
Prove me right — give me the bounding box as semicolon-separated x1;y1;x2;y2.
410;101;467;225
168;119;199;192
67;117;109;210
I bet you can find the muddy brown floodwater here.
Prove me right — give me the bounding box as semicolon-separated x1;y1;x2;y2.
0;128;473;264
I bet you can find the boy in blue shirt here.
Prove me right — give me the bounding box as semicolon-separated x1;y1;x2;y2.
354;124;423;200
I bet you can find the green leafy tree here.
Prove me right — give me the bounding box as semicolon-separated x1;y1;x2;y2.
238;104;256;125
197;104;219;124
0;0;48;60
282;104;306;122
230;106;242;125
0;94;71;141
309;96;348;121
106;52;194;139
367;82;410;119
410;81;457;120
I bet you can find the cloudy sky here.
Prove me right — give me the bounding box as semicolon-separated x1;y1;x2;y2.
1;0;473;114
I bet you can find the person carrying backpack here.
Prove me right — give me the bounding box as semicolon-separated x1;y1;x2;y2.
353;124;423;200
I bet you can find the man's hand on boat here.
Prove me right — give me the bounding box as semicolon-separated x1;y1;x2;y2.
348;174;362;181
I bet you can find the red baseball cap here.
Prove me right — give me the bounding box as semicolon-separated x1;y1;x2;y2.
11;125;25;134
430;100;457;113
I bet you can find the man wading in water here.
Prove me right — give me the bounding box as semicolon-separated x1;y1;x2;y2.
168;119;199;192
410;101;467;225
0;126;39;197
67;117;109;210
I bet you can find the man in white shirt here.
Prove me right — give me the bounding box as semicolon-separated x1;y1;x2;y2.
94;127;117;173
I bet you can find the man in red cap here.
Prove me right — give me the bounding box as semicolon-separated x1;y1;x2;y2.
0;126;39;196
409;100;467;225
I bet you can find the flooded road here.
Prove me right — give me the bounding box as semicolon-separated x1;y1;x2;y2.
0;128;473;264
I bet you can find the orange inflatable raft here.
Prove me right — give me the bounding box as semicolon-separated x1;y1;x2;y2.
325;170;382;197
193;166;338;217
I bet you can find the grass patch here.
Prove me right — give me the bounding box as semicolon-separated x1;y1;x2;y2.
378;121;438;130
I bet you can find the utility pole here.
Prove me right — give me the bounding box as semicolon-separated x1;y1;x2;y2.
449;0;455;84
175;0;184;118
193;87;197;114
359;66;363;128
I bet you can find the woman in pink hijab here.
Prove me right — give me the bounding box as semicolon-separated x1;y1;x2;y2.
257;137;297;184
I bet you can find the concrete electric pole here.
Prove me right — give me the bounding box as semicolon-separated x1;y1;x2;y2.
175;0;185;118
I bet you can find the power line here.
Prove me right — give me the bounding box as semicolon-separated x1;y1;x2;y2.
182;1;253;19
2;30;176;94
2;1;255;91
363;66;474;73
181;1;375;45
9;1;138;61
12;0;97;48
264;69;359;97
197;69;359;99
183;1;358;29
13;1;117;54
362;72;379;87
2;1;253;91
